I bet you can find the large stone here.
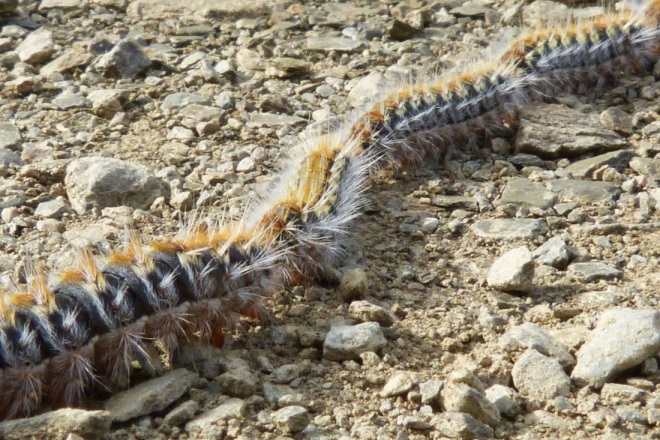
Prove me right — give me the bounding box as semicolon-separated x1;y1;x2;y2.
546;179;618;205
323;322;387;361
512;349;571;401
0;123;21;150
185;398;246;433
349;300;395;327
486;246;535;291
442;382;501;428
161;93;212;111
515;104;627;158
15;28;54;65
381;371;415;397
559;150;633;179
568;262;622;282
65;157;169;214
104;369;199;422
533;236;569;270
96;40;151;79
271;406;309;433
40;0;82;10
499;322;575;368
245;112;305;127
572;308;660;387
432;412;494;439
52;91;91;110
348;72;392;107
499;178;556;209
471;219;546;240
41;49;93;76
306;37;366;52
0;409;111;440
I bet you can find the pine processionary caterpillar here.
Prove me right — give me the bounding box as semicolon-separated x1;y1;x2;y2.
1;0;660;421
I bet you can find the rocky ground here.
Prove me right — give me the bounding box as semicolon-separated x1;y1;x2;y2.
2;0;660;439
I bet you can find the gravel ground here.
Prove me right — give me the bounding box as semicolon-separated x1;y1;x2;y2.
2;0;660;439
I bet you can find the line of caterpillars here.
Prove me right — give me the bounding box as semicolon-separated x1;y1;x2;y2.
1;0;659;421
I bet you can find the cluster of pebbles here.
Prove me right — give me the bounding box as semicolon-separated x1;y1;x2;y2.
2;0;660;439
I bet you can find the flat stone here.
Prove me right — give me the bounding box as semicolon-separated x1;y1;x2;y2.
450;5;490;16
572;308;660;387
0;123;21;150
471;218;545;240
40;0;81;10
59;112;106;132
420;380;444;406
34;198;71;219
185;398;246;433
432;412;494;439
522;0;570;28
559;150;633;179
381;371;415;397
216;368;258;397
487;246;535;292
96;40;151;79
266;57;310;78
431;196;478;211
306;37;366;52
515;104;627;158
499;178;556;209
245;113;305;128
387;19;418;41
161;92;212;111
512;349;571;401
15;28;54;65
442;382;501;428
523;410;570;433
546;179;618;204
179;104;224;122
568;262;622;282
163;400;199;427
52;91;91;110
499;322;575;368
269;364;300;384
104;369;198;422
41;49;92;76
533;236;569;269
599;107;633;135
349;300;395;327
65;157;169;214
601;383;649;403
271;406;309;433
323;322;387;361
0;409;111;440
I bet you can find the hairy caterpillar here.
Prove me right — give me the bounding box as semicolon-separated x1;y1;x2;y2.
1;0;659;422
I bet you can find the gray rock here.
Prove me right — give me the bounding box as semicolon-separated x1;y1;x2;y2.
442;382;501;428
515;104;626;158
600;107;634;134
420;217;439;234
235;157;256;172
485;385;519;418
572;308;660;387
15;28;55;65
323;322;387;361
546;179;618;204
509;153;545;168
179;104;223;122
348;72;391;107
431;195;478;211
523;410;570;433
185;398;246;433
96;40;151;79
471;218;546;240
0;409;111;440
533;236;569;270
499;322;575;368
349;300;395;327
568;262;622;282
306;37;366;52
263;382;299;405
420;379;444;406
65;157;169;214
163;400;199;427
339;268;369;302
245;112;305;127
486;246;534;291
0;123;21;150
499;178;556;209
522;0;570;28
52;91;92;110
41;49;93;76
381;371;415;397
40;0;81;9
34;198;71;219
432;412;494;439
271;406;309;433
266;57;310;78
601;383;648;403
387;19;419;41
269;364;300;384
216;368;258;398
512;349;571;401
59;112;106;131
450;5;490;16
104;369;198;422
630;157;660;180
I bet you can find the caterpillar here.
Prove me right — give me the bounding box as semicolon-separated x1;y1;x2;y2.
1;0;659;422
